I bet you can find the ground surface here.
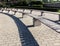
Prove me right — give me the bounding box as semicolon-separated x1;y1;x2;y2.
0;10;60;46
0;13;21;46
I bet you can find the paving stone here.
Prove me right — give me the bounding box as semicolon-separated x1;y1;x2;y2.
1;9;60;46
0;13;21;46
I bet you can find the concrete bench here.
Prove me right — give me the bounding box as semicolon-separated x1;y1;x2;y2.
30;10;60;22
0;8;8;13
28;14;60;32
1;8;60;21
41;11;60;21
42;12;59;21
31;10;42;16
10;9;32;18
1;8;60;32
24;9;31;14
0;8;10;13
18;9;24;12
18;11;60;32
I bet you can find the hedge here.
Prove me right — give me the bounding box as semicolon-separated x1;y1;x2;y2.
14;6;58;12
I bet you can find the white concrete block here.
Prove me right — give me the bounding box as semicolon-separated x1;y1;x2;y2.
0;10;2;12
42;13;59;21
32;10;41;15
15;12;22;18
9;11;15;15
20;16;33;26
24;9;31;13
18;9;24;12
12;8;17;11
3;10;8;13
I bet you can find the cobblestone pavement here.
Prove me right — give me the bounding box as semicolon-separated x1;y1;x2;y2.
0;13;21;46
29;23;60;46
0;13;39;46
0;11;60;46
16;12;60;46
19;10;60;46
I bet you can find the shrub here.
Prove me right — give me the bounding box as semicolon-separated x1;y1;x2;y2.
28;1;43;6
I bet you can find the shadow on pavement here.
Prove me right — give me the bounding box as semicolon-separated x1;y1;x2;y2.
1;12;39;46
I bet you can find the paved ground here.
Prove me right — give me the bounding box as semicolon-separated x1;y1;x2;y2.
0;13;21;46
18;10;60;46
29;23;60;46
0;10;60;46
0;13;39;46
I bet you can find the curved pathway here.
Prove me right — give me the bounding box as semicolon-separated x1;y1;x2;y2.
0;13;39;46
0;13;21;46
